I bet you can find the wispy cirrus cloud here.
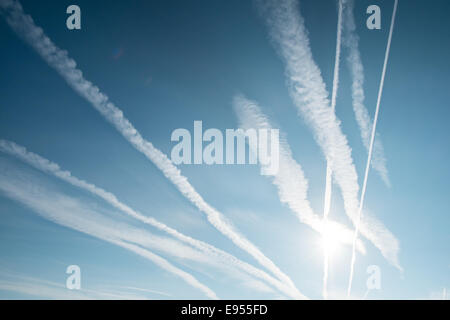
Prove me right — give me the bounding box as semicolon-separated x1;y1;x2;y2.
0;273;155;300
256;0;401;270
0;0;301;295
347;0;399;296
117;286;172;298
343;0;390;187
0;158;219;299
322;0;343;300
233;94;365;255
0;139;302;299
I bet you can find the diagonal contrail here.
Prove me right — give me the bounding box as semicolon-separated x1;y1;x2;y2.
343;0;390;187
322;0;344;300
0;139;303;299
0;162;218;299
0;0;302;294
256;0;401;271
347;0;399;297
0;275;158;300
234;94;366;255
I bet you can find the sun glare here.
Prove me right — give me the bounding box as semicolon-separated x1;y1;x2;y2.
320;221;348;256
322;232;340;255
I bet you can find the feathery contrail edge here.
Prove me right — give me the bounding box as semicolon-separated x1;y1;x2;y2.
347;0;399;297
0;0;303;296
322;0;343;300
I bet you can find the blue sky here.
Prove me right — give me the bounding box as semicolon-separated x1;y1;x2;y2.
0;0;449;299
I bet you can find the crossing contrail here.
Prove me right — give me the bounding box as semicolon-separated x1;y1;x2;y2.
234;94;366;255
347;0;399;297
0;161;218;299
322;0;344;300
343;0;390;187
257;0;401;272
0;0;301;294
0;139;304;299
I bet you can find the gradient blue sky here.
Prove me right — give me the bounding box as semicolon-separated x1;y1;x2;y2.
0;0;449;299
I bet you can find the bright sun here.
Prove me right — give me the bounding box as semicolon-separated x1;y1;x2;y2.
322;232;340;255
320;221;345;256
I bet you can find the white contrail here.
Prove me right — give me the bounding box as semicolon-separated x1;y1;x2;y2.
119;286;172;298
234;94;365;255
0;139;304;299
109;239;219;299
0;0;300;293
330;0;344;116
0;278;151;300
0;163;218;299
343;0;390;187
257;0;401;270
234;95;368;300
322;0;343;300
347;0;399;297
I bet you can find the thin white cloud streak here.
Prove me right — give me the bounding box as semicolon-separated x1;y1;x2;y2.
343;0;390;187
233;95;366;254
0;162;219;299
0;281;138;300
0;275;151;300
322;0;344;300
257;0;401;270
119;286;172;298
0;0;299;294
330;0;344;116
347;0;399;297
0;140;303;299
110;239;219;299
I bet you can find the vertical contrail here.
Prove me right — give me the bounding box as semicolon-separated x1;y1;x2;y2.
343;0;390;186
257;0;401;271
257;0;401;270
322;0;343;300
233;94;366;256
0;0;300;294
347;0;398;297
